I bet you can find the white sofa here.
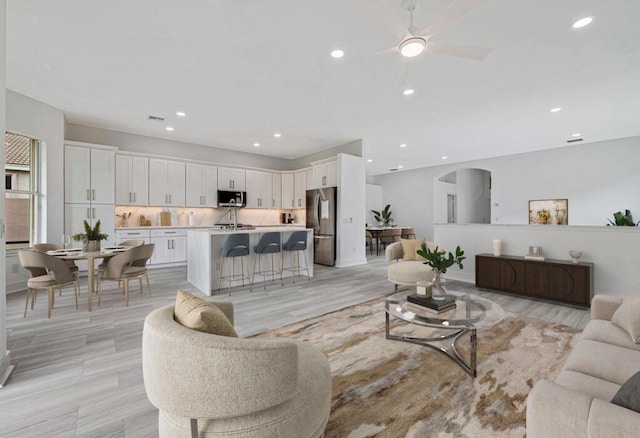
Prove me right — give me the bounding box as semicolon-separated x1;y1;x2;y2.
385;241;435;291
527;295;640;437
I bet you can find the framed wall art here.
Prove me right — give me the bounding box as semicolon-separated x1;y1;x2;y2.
528;199;568;225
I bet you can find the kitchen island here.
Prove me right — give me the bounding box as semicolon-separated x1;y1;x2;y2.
187;227;314;295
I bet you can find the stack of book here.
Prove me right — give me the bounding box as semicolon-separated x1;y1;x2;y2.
407;294;457;314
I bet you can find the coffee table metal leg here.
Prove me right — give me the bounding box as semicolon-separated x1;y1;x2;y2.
386;314;478;378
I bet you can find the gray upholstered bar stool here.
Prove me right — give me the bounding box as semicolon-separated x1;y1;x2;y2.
282;230;310;284
217;233;252;294
252;232;283;290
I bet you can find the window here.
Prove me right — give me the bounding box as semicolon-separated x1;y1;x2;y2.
5;132;40;249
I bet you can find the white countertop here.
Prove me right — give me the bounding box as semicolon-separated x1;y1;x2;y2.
189;226;312;236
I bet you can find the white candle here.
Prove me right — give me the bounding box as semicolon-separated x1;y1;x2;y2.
493;239;502;257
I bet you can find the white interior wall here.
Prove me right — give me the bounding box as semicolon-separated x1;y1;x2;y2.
365;184;382;226
336;153;366;267
456;168;490;224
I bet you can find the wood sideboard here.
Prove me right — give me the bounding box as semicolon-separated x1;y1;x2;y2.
475;254;594;307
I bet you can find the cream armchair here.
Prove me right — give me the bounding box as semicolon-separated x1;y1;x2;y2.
385;240;436;291
142;303;332;438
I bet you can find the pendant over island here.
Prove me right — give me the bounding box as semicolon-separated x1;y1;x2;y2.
187;227;314;295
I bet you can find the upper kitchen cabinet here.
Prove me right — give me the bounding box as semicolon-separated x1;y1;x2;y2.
281;173;295;209
65;145;115;204
218;167;246;191
149;158;186;206
311;159;337;189
115;155;149;205
294;170;307;209
186;163;218;207
272;173;282;209
245;170;272;208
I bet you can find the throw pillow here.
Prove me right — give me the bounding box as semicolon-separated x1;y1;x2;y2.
401;238;425;261
174;290;238;337
611;371;640;413
611;296;640;344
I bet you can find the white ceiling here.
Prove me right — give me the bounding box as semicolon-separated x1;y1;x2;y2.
6;0;640;175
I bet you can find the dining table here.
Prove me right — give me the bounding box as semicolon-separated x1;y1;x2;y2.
366;226;413;256
50;247;130;311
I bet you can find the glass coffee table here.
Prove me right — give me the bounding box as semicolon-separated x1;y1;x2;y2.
385;291;504;377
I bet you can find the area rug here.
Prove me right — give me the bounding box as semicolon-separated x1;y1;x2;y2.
257;296;580;438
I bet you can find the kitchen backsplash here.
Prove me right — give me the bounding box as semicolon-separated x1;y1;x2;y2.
115;206;305;228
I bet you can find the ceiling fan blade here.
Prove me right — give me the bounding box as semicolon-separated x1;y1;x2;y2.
395;59;409;88
358;0;409;40
426;41;492;61
417;0;489;37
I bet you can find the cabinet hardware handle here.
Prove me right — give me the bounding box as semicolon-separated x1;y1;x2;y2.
128;232;141;235
165;232;176;234
92;208;96;219
92;189;96;200
133;193;137;203
272;199;275;207
129;192;132;202
87;208;91;219
87;189;91;201
169;194;172;204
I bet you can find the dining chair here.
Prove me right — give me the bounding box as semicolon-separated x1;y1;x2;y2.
98;244;155;306
32;243;80;281
401;227;416;239
379;228;402;249
18;250;80;318
366;230;374;255
97;238;146;280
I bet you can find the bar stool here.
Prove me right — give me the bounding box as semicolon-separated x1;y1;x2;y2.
252;232;283;290
282;231;310;284
217;233;252;295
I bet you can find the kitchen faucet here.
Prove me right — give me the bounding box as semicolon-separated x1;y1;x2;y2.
228;198;237;230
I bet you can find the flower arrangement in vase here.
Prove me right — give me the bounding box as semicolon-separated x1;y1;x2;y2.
416;244;466;300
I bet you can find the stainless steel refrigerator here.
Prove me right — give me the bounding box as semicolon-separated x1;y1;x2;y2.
306;187;336;266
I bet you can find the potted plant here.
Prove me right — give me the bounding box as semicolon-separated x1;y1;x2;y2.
73;220;109;252
607;209;639;226
416;244;466;300
371;204;393;226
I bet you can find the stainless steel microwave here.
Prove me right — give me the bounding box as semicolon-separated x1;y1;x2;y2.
217;190;246;207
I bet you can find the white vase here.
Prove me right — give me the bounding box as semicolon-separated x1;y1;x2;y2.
493;239;502;257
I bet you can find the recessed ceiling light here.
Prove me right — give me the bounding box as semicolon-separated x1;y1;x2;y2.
165;126;174;131
403;89;414;96
441;156;448;160
572;16;593;29
331;49;344;59
550;107;562;113
571;133;581;137
400;143;407;148
367;159;373;163
398;165;404;169
400;37;426;58
273;133;282;138
253;143;260;147
176;111;186;117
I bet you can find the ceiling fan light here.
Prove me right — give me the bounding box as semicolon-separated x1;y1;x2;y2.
400;37;426;58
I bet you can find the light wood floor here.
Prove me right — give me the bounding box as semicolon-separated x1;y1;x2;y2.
0;254;589;437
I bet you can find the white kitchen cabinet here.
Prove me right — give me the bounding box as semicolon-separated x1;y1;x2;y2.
271;173;282;209
218;167;246;191
150;229;187;264
115;155;149;205
149;159;186;206
281;173;295;209
186;163;218;207
294;170;307;209
245;170;272;208
115;229;151;244
312;160;337;188
65;145;115;204
65;203;116;247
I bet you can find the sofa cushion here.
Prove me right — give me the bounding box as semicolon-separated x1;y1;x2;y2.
174;290;238;337
581;320;640;352
562;339;640;386
401;238;425;261
555;370;621;401
611;296;640;344
611;371;640;413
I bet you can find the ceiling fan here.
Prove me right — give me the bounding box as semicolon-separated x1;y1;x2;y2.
361;0;493;85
